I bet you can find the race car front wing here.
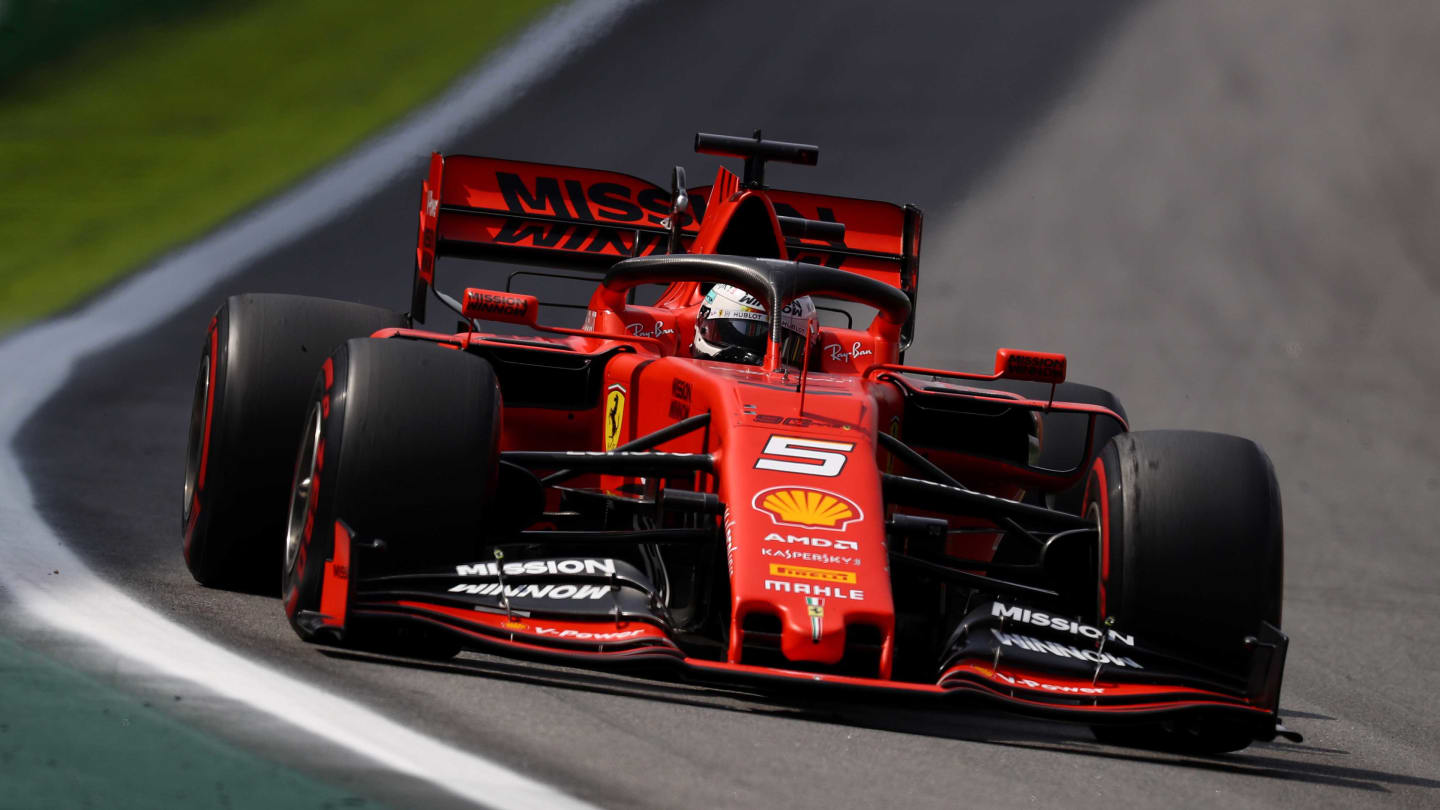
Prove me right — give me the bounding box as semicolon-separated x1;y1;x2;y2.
302;528;1296;742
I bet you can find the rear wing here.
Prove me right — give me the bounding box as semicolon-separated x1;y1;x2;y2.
412;142;923;348
412;153;695;317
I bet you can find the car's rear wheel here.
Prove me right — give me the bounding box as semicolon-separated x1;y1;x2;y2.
986;381;1126;598
182;294;405;591
1084;430;1283;753
282;337;502;657
1032;382;1127;514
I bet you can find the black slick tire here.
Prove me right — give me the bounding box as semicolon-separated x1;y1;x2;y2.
182;294;405;591
282;337;502;655
1083;430;1284;753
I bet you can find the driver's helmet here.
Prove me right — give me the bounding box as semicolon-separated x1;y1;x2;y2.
692;283;818;366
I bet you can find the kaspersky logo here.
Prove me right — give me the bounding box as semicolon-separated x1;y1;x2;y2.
752;487;863;530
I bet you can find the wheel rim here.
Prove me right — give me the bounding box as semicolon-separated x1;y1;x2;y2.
285;402;323;578
182;355;210;524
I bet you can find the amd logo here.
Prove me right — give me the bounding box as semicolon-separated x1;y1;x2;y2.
763;532;859;551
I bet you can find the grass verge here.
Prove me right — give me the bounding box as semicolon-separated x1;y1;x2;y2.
0;0;556;331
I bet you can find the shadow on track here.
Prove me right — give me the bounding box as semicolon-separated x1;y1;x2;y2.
319;647;1440;797
975;739;1440;795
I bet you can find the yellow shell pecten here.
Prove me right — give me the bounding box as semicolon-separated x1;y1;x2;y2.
759;488;856;528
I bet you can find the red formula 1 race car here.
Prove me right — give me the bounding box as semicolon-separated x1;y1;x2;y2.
182;132;1295;752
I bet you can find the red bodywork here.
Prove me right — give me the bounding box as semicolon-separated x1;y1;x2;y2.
319;148;1281;728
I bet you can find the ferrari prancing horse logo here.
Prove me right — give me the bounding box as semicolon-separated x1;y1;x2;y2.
806;596;825;643
604;384;625;451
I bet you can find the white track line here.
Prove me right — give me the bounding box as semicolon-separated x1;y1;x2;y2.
0;1;645;807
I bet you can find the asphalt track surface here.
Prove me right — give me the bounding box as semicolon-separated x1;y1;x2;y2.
14;1;1440;807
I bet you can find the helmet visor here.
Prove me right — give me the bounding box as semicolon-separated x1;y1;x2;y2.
697;316;769;360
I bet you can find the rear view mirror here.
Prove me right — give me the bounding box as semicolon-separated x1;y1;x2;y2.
462;288;538;326
995;348;1066;384
668;165;688;255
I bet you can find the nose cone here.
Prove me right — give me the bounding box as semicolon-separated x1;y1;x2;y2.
723;457;894;673
699;364;896;676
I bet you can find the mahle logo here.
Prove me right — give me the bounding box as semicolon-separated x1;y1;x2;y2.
752;487;863;530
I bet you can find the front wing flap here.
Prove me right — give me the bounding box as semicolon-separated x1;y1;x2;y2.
347;555;683;660
934;600;1288;725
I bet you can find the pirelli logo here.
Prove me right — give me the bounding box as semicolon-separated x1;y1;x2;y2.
768;564;856;584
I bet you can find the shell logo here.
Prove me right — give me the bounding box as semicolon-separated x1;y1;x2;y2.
752;487;864;530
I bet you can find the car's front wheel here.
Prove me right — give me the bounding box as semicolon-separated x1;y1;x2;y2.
282;337;502;656
1084;430;1283;753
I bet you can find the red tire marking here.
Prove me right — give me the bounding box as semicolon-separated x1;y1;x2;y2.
1083;457;1112;618
197;319;219;489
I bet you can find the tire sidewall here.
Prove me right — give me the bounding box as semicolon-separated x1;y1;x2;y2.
283;344;351;637
1082;436;1127;623
182;308;236;582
